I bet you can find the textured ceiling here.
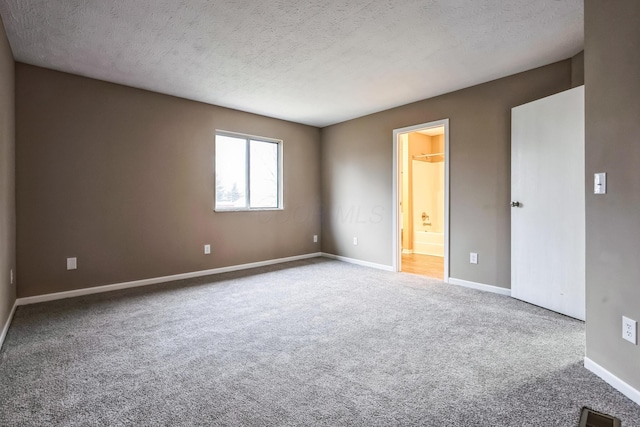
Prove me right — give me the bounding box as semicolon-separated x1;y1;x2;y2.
0;0;583;127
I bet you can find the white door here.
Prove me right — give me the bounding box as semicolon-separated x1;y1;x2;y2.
511;86;585;320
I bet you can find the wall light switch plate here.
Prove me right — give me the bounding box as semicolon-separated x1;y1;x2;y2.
10;269;13;285
470;252;478;264
622;316;637;344
313;235;318;243
66;257;77;270
594;172;607;194
204;244;211;255
353;237;358;246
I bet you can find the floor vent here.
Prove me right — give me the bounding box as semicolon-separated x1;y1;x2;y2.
579;407;622;427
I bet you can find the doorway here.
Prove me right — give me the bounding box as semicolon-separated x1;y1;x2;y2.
392;119;449;281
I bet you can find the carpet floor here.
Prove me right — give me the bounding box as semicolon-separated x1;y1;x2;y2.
1;258;639;426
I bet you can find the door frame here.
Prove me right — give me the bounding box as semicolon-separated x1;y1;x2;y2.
392;118;450;282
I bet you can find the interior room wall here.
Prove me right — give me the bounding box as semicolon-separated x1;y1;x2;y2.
412;132;444;235
411;161;437;230
321;60;572;287
584;0;640;393
408;133;431;152
407;133;430;250
571;50;585;88
0;16;15;333
412;159;444;236
16;64;321;298
408;133;444;238
431;134;444;155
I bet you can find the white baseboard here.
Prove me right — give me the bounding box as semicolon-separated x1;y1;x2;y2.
0;300;17;350
585;357;640;406
402;249;413;255
413;251;444;257
448;277;511;296
321;253;394;272
16;252;323;306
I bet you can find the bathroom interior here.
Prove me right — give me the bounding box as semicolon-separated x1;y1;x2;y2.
399;126;445;279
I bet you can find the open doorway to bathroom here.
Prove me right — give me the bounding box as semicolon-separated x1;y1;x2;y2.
392;119;449;281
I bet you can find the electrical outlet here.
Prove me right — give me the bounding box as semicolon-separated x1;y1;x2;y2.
204;244;211;255
10;269;13;285
66;257;77;270
313;235;318;243
470;252;478;264
353;237;358;246
622;316;637;344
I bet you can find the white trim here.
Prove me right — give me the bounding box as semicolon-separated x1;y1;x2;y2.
392;119;450;282
16;253;322;306
215;129;282;144
0;300;17;349
413;251;444;257
584;357;640;406
448;277;512;296
321;253;394;271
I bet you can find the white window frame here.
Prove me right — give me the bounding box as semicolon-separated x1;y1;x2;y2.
214;130;284;212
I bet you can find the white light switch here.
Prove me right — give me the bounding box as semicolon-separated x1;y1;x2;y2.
66;257;77;270
353;237;358;246
204;244;211;255
594;173;606;194
313;235;318;243
470;252;478;264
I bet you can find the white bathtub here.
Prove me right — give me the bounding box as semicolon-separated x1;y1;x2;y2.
413;231;444;257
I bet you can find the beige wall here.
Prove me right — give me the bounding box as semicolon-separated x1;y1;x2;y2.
403;132;445;248
431;134;444;155
402;132;431;251
0;17;15;332
585;1;640;391
412;158;444;235
16;64;321;297
321;60;572;287
408;133;431;153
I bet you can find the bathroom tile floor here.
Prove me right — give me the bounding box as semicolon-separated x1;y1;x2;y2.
401;253;444;279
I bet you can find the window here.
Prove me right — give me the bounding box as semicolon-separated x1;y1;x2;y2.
215;131;282;211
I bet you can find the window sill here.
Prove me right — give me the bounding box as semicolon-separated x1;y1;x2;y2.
214;207;284;213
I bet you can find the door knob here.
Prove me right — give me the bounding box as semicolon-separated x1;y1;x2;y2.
511;201;521;207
